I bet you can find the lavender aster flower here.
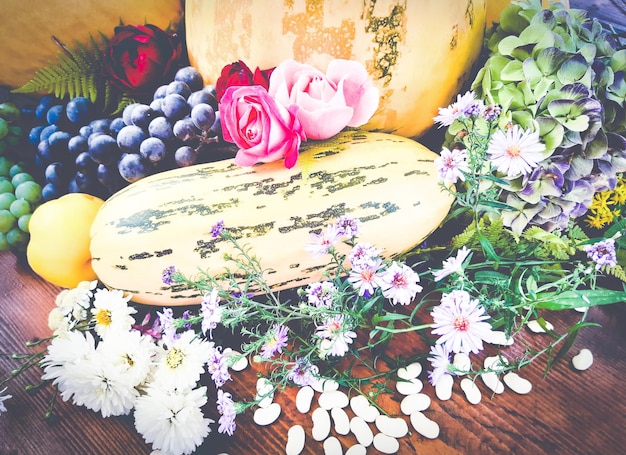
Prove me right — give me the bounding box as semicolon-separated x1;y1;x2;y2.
348;242;381;270
427;343;453;387
216;389;237;436
584;238;618;270
316;315;357;358
288;358;318;386
336;215;361;238
305;281;337;308
207;344;232;388
434;147;470;185
211;220;225;238
201;288;223;338
433;91;481;127
348;259;384;298
381;262;423;305
305;223;342;257
432;246;472;282
161;266;177;286
157;308;179;347
260;324;289;359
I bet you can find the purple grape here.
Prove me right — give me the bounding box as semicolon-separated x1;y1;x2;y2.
140;137;167;163
130;104;156;128
149;98;163;116
173;117;199;142
39;124;59;142
46;105;64;125
35;94;57;121
89;118;111;134
118;153;151;183
117;125;147;153
45;161;71;186
190;103;216;131
161;94;190;121
153;85;168;100
68;135;88;156
187;89;217;110
42;182;63;201
148;116;175;142
88;134;120;165
174;145;199;167
165;80;191;99
75;151;98;174
79;125;93;138
122;103;141;126
109;117;126;135
174;66;204;92
97;163;127;193
66;97;93;124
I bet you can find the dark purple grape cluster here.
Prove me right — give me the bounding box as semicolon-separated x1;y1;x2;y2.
26;66;226;202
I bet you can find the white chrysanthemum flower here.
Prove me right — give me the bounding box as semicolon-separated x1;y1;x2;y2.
97;329;158;387
49;280;98;334
90;288;136;340
381;262;423;305
152;330;212;390
486;125;546;178
134;385;213;455
434;147;470;185
431;290;494;354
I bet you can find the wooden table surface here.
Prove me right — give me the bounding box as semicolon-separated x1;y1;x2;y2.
2;1;626;454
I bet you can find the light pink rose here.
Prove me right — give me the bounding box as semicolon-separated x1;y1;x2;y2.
219;85;305;169
269;59;379;140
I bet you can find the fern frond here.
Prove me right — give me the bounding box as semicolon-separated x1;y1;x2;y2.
601;264;626;283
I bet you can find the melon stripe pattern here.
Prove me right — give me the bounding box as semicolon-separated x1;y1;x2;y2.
90;131;453;305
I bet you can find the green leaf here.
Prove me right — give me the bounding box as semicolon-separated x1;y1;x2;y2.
557;54;591;85
501;60;525;82
535;289;626;310
498;35;523;58
536;47;568;75
610;49;626;73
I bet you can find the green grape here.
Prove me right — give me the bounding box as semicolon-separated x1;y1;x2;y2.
14;181;42;205
9;125;22;136
9;163;27;178
18;213;31;233
0;232;9;251
10;198;30;217
0;209;16;233
6;227;28;248
0;156;13;176
0;192;17;210
0;102;20;122
0;118;8;140
0;177;13;194
11;172;34;187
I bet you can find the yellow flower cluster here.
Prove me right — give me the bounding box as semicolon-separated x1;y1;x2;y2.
585;175;626;229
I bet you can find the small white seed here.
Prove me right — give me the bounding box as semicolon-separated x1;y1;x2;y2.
285;425;306;455
311;377;339;393
318;390;349;410
375;414;408;438
255;377;274;408
253;402;281;426
395;378;423;395
349;416;374;447
312;407;331;441
323;436;343;455
487;330;515;346
460;378;482;404
480;372;504;394
331;407;351;435
527;319;554;333
452;352;471;375
345;444;367;455
502;372;532;394
295;386;314;414
410;411;440;439
350;395;379;422
572;348;594;371
372;433;400;454
484;355;508;370
223;348;248;371
397;362;422;380
400;393;431;415
435;373;454;401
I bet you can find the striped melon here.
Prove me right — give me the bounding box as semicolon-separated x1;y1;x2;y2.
185;0;487;139
89;131;453;306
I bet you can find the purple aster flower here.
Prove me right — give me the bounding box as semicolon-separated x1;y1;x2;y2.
432;246;472;282
201;288;223;338
216;389;237;436
381;262;423;305
584;238;618;270
207;345;232;388
433;91;481;127
260;324;289;359
482;104;502;122
434;147;470;185
348;242;381;270
161;265;177;286
157;307;179;347
305;281;337;308
316;315;357;358
427;343;453;387
347;259;384;298
132;313;162;340
431;290;493;354
305;223;342;257
336;215;361;238
211;220;225;238
288;358;318;386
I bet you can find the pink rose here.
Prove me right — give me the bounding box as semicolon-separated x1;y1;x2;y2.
219;85;305;169
268;59;379;140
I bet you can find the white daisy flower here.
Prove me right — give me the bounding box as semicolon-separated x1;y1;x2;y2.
152;330;212;390
97;329;158;387
134;385;213;455
486;125;546;178
90;288;136;340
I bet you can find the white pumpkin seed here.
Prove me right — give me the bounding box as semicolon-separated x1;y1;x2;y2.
375;414;409;438
400;393;431;415
318;390;349;410
323;436;343;455
255;377;274;408
487;330;514;346
460;378;481;404
253;402;281;426
410;411;440;439
350;395;379;422
502;372;532;394
223;348;248;371
395;378;423;395
295;386;314;414
452;352;471;375
572;348;593;371
527;319;554;333
349;416;374;447
397;362;422;380
480;372;504;394
285;425;306;455
312;407;331;441
435;373;454;400
311;377;339;393
345;444;367;455
372;433;400;454
331;407;351;435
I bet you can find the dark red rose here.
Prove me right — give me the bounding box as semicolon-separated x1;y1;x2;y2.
103;24;183;98
215;60;274;102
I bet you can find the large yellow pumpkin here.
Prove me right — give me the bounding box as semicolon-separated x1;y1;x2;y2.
185;0;487;139
0;0;184;90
